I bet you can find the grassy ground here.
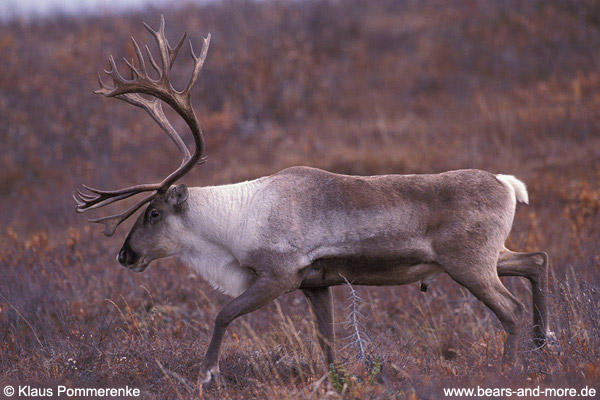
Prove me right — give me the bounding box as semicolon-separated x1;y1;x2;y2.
1;0;599;398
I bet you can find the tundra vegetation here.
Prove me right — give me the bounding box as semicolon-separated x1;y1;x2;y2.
1;0;599;399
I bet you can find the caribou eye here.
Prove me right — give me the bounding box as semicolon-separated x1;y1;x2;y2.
149;209;160;220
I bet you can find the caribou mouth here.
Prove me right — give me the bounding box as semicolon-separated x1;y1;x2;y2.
128;262;149;273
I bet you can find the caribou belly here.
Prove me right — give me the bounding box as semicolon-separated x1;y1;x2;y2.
300;256;444;287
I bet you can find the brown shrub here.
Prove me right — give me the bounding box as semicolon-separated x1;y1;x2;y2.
1;0;599;398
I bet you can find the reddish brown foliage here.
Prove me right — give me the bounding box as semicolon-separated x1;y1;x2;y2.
1;1;599;398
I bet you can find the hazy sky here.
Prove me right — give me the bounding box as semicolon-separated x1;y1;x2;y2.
0;0;189;21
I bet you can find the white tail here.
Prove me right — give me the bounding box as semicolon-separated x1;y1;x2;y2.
496;174;529;204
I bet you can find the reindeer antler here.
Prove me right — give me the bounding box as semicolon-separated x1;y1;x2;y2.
73;15;211;237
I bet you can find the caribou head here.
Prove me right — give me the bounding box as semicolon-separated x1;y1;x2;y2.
117;184;190;272
73;16;209;271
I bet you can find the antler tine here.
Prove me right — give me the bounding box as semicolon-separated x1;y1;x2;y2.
80;182;159;196
183;34;211;99
131;37;147;78
76;189;96;201
143;15;171;82
145;44;161;77
74;183;159;212
123;57;140;79
96;72;112;93
72;192;86;208
107;55;124;83
75;188;143;212
88;192;157;237
169;31;187;70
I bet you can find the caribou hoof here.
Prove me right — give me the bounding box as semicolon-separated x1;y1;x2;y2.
198;366;223;388
198;370;215;385
533;330;557;349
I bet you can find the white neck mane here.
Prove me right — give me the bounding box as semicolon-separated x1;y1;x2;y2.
175;179;268;297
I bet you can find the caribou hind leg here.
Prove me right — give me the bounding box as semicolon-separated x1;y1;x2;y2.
443;258;526;363
302;287;335;367
497;248;551;347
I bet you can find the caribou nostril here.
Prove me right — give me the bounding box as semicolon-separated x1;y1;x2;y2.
118;248;129;266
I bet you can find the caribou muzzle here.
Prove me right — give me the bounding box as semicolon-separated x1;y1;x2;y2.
117;244;145;271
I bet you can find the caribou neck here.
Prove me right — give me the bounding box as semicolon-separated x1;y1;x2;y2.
182;180;265;251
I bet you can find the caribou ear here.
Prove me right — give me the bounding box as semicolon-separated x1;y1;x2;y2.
168;184;189;208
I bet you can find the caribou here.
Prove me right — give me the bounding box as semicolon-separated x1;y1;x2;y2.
74;17;551;384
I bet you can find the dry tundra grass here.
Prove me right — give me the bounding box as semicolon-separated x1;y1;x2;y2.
1;0;599;398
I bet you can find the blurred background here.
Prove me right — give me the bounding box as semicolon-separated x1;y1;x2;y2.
0;0;173;21
1;0;599;398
